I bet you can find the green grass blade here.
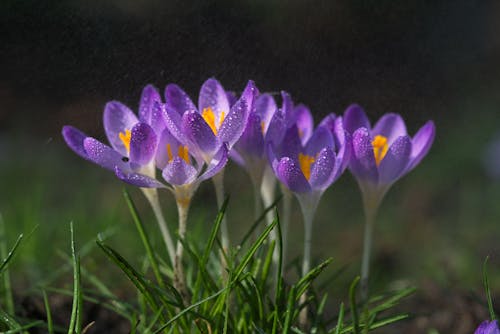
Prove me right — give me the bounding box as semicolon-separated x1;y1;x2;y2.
95;238;163;318
295;258;333;299
123;189;165;290
332;302;344;334
68;222;82;334
239;196;282;247
42;290;54;334
4;320;44;333
349;276;360;334
0;213;19;315
283;287;297;334
0;308;22;332
483;256;497;320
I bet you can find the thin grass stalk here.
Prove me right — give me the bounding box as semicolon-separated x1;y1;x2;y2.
174;197;191;303
141;188;175;266
0;214;14;314
212;170;229;277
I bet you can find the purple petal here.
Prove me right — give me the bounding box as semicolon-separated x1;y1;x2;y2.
129;123;158;165
406;120;435;172
281;91;295;128
103;101;139;156
236;113;264;158
378;135;412;184
115;167;166;188
331;116;351;172
62;126;89;160
139;85;162;126
156;127;182;169
198;78;230;123
304;125;334;156
226;91;238;107
276;157;311;193
182;110;219;160
229;149;245;167
294;104;314;144
265;109;287;148
279;125;302;159
162;157;198;186
199;144;229;182
475;320;500;334
83;137;129;171
343;104;370;135
349;128;378;184
218;81;256;149
165;83;196;116
254;93;277;134
372;113;407;145
309;148;336;190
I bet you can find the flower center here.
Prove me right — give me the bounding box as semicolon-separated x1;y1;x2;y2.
261;121;266;134
298;153;315;181
167;144;190;164
202;107;225;135
372;135;389;166
119;129;132;153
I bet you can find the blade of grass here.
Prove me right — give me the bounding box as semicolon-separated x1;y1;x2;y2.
483;256;497;320
68;222;82;334
124;189;165;290
0;213;19;315
239;196;282;247
349;276;360;334
295;258;333;300
42;290;54;334
332;302;344;334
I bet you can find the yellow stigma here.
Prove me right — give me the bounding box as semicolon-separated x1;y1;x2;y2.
298;153;315;181
167;144;190;164
261;121;266;134
372;135;389;166
202;107;225;135
178;145;189;164
119;129;132;153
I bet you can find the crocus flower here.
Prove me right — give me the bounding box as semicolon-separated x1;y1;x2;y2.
344;104;436;210
162;78;257;164
475;320;500;334
62;85;178;264
268;113;350;275
343;104;435;301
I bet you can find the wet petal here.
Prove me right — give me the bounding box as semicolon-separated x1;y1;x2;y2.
304;125;334;156
198;78;230;123
265;109;287;148
343;104;370;135
279;125;302;159
115;166;166;188
218;81;257;149
295;104;314;144
182;110;218;160
474;320;500;334
280;91;295;128
226;91;238;107
349;128;378;184
162;157;198;186
372;113;407;145
129;122;158;165
199;144;229;182
378;135;412;184
236;113;264;158
83;137;129;171
156;127;183;169
165;83;196;116
276;157;311;193
139;84;163;131
254;93;277;134
406;120;435;172
103;101;139;155
332;116;351;173
309;148;336;190
62;126;89;160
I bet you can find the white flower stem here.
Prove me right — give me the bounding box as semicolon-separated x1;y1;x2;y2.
212;170;229;276
260;166;277;227
297;192;320;330
174;197;190;302
281;186;293;267
141;188;175;266
359;185;383;303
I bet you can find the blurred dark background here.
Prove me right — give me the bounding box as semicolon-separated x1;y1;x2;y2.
1;1;500;332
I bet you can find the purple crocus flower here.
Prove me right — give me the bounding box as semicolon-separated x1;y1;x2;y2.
343;104;435;301
344;104;436;209
268;113;350;274
475;320;500;334
62;85;165;187
162;78;257;164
